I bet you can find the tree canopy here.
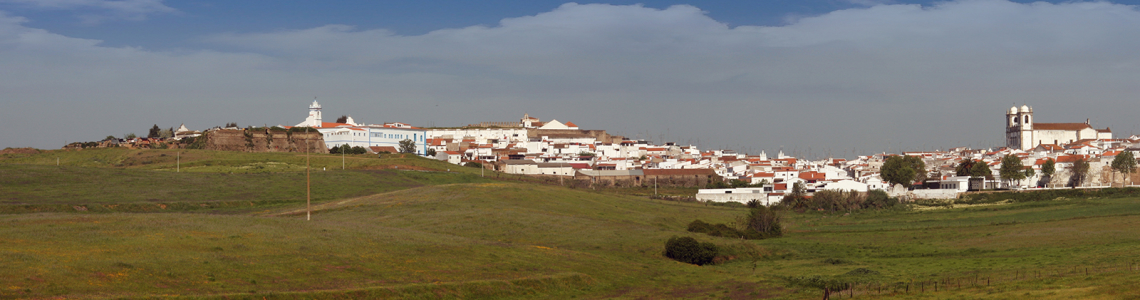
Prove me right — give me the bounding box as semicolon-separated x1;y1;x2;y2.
969;160;990;179
881;155;925;188
1042;158;1056;177
1070;157;1090;188
1111;151;1136;187
999;154;1027;187
147;124;161;139
399;139;417;154
954;158;976;176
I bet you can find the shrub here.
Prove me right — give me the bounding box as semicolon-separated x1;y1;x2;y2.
822;258;852;265
863;189;897;209
687;219;766;239
664;236;718;266
740;206;783;237
746;199;761;208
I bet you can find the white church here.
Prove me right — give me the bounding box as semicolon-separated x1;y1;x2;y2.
1005;105;1112;150
291;99;428;155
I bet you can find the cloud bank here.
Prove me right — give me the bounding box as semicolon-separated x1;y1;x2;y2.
3;1;1140;156
0;0;173;23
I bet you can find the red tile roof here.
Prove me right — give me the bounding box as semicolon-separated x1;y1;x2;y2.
1054;155;1085;163
799;171;826;181
320;122;353;128
1034;123;1093;131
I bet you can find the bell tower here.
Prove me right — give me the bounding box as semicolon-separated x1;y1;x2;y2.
1006;105;1034;150
309;98;322;127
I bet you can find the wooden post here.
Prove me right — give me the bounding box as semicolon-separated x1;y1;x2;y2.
306;127;311;221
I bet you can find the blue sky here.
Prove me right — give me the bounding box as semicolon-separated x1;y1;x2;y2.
3;0;1140;156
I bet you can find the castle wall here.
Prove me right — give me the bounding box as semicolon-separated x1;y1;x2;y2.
204;129;328;153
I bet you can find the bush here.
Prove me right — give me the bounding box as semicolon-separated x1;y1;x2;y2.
664;236;718;266
863;189;897;209
740;206;783;237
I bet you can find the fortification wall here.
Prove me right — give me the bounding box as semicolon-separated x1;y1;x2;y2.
204;129;328;154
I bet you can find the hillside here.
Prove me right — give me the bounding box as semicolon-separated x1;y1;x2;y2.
3;149;1140;299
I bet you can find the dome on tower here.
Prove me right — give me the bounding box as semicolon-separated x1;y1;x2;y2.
1020;105;1029;113
1009;106;1018;114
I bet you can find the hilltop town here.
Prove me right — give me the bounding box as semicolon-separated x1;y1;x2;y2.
62;101;1139;202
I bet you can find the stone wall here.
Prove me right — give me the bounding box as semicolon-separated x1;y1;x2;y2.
204;129;328;154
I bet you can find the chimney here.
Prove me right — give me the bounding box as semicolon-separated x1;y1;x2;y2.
1086;118;1090;124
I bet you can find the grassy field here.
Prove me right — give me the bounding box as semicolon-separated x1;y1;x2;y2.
3;149;1140;299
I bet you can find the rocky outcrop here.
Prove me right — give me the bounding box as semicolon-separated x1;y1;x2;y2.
204;129;328;154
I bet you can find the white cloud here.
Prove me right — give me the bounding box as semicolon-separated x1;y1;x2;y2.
3;0;1140;153
0;0;174;23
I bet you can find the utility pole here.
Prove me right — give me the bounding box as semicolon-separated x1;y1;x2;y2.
342;144;345;170
654;177;657;195
306;127;311;221
56;157;59;166
177;152;180;172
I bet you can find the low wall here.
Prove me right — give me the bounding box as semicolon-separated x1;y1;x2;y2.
909;189;960;200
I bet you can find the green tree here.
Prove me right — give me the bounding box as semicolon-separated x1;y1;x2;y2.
336;115;349;123
903;155;928;183
954;158;975;176
1041;158;1056;187
426;148;437;157
1112;151;1136;187
124;133;137;140
104;135;117;141
1070;157;1090;188
999;154;1027;188
881;155;917;188
1024;167;1036;185
969;160;990;179
398;139;416;154
147;124;161;138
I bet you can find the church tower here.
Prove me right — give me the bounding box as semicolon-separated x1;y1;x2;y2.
1005;105;1033;150
309;99;322;126
296;98;324;128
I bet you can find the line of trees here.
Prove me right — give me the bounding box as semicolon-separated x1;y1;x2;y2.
779;182;898;212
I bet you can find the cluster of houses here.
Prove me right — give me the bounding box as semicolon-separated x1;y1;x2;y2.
73;101;1138;206
64;124;203;150
412;104;1139;205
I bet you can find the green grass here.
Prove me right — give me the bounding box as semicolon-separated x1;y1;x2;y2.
4;149;1140;299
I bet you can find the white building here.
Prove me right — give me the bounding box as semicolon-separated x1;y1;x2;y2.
696;188;775;206
1005;105;1112;150
292;100;428;155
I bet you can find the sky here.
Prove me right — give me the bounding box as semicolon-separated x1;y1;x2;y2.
3;0;1140;158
